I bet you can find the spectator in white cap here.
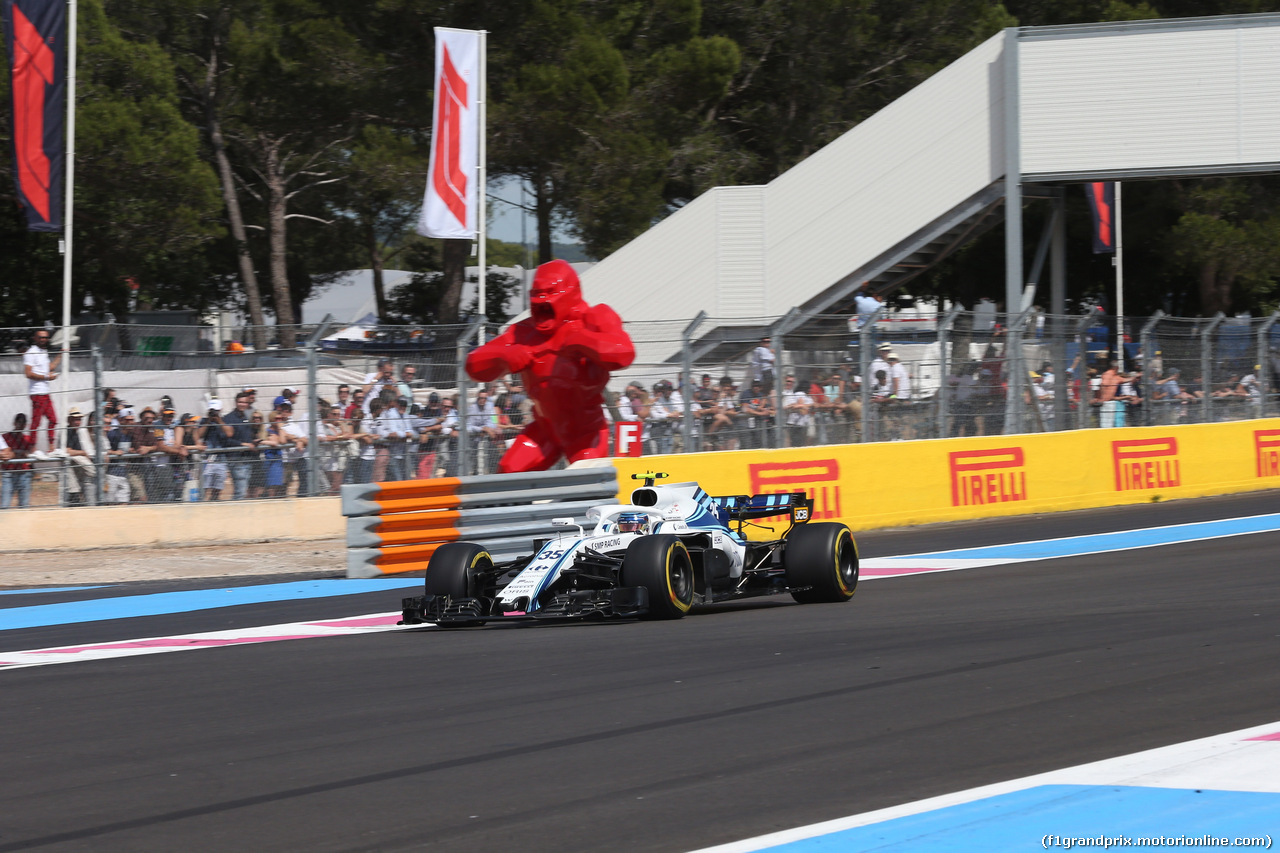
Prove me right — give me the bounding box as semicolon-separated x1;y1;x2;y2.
104;410;134;504
197;398;233;500
868;343;892;387
62;405;97;503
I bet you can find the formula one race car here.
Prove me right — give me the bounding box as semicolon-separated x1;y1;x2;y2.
400;472;858;626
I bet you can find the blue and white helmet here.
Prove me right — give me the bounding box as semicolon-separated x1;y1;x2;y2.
617;512;650;534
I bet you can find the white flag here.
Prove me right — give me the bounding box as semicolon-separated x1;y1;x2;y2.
418;28;480;239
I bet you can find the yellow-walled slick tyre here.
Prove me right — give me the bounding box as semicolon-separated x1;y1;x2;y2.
784;523;858;604
425;542;493;625
621;534;695;619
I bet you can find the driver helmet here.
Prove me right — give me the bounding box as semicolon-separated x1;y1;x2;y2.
616;512;650;535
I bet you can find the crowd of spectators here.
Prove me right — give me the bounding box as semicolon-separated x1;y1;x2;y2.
945;347;1267;435
11;358;540;506
609;367;864;454
3;332;1275;508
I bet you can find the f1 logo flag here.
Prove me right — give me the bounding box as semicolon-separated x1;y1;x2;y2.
418;27;479;240
2;0;66;232
1085;182;1115;254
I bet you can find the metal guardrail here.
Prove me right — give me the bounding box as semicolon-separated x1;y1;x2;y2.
340;465;619;577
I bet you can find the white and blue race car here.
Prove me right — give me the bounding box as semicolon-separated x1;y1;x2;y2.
399;472;858;625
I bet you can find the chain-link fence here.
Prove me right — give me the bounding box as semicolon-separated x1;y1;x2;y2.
2;309;1278;509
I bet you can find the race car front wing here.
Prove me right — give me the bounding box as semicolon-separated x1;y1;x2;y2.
400;586;650;625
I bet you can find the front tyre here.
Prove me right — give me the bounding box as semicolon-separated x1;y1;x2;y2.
784;523;858;604
425;542;492;624
621;535;695;620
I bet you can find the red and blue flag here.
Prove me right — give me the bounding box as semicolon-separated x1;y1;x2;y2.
3;0;66;232
1085;182;1115;254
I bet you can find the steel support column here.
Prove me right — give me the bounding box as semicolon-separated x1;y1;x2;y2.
1003;29;1023;320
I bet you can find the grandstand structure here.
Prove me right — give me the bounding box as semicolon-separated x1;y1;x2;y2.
580;14;1280;365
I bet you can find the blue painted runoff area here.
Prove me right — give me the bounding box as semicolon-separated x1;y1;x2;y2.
920;513;1280;561
0;585;109;596
766;785;1280;851
0;579;423;631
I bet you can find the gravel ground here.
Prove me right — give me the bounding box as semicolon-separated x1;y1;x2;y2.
0;538;351;587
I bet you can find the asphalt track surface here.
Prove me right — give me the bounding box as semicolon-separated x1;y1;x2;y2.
2;491;1279;852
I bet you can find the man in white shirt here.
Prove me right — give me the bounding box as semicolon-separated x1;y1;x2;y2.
362;358;395;413
750;337;776;388
886;353;912;400
1039;363;1056;392
279;403;311;495
0;433;11;463
437;397;461;476
782;375;813;448
1031;372;1054;427
649;380;685;454
379;396;415;481
465;390;500;474
24;329;61;449
868;343;892;388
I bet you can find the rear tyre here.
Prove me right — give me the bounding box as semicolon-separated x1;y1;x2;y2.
425;542;492;624
784;523;858;604
621;535;695;620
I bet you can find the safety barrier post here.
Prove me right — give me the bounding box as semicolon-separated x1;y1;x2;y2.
682;311;707;454
1075;313;1095;430
455;317;484;478
859;306;884;443
1201;312;1224;424
936;305;962;438
1139;311;1163;426
1003;306;1034;434
774;307;803;449
1258;311;1279;418
90;344;103;506
303;315;334;497
1050;314;1070;430
303;340;319;495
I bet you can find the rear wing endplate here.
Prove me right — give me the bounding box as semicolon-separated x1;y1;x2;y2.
711;491;814;524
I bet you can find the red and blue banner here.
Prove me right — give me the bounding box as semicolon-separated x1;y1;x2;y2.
1085;182;1115;254
2;0;65;232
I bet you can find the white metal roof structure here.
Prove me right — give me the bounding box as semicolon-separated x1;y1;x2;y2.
579;14;1280;364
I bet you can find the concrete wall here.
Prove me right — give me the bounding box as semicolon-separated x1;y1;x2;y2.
0;497;343;552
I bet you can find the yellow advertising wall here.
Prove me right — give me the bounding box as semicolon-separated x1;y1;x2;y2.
612;419;1280;533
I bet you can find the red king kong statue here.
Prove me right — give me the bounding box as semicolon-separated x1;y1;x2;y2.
465;260;636;473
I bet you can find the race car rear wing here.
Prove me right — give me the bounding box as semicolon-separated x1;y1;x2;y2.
711;492;814;524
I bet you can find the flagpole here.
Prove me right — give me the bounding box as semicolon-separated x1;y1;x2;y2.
476;29;487;345
1115;182;1124;374
60;0;77;444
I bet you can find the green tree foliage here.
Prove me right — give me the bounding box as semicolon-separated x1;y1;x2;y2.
1168;179;1280;316
7;0;1280;332
0;0;222;327
489;0;631;262
696;0;1014;184
330;124;430;323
